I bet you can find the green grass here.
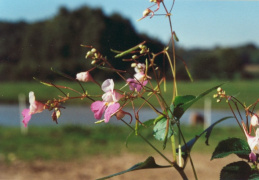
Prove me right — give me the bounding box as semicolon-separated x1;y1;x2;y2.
0;125;244;162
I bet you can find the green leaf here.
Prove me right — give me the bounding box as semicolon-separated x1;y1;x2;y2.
249;171;259;180
153;114;165;125
96;156;171;180
211;138;250;160
33;77;53;87
168;104;174;119
220;161;251;180
173;83;224;120
113;41;145;58
153;118;174;142
173;95;195;107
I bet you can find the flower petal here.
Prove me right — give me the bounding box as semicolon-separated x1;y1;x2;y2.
22;108;32;127
29;91;44;114
101;79;114;92
251;115;259;127
90;101;106;120
104;103;120;123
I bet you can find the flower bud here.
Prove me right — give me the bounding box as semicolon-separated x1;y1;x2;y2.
91;60;96;65
116;110;126;120
213;94;218;98
76;71;94;82
91;48;97;53
217;87;222;92
132;55;137;59
131;63;137;68
85;51;92;58
143;8;152;17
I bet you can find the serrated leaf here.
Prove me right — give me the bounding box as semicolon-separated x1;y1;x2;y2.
96;156;171;180
220;161;251;180
173;83;224;120
211;138;250;160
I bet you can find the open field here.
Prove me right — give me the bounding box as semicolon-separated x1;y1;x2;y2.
0;125;243;161
1;80;259;109
0;125;244;179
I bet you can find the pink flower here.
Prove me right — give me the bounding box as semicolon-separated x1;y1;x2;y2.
127;63;150;92
90;79;123;123
76;71;94;82
22;91;45;127
242;122;259;161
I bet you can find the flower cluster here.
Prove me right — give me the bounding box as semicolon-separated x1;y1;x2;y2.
21;47;153;127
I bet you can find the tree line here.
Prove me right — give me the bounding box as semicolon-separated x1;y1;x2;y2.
0;6;258;82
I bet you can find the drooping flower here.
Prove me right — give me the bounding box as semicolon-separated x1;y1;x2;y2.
76;71;94;82
127;63;150;92
90;79;123;123
242;122;259;161
22;91;45;127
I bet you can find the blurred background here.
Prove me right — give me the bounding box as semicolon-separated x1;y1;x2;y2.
0;0;259;179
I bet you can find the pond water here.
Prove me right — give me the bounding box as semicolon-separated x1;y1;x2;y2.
0;104;240;127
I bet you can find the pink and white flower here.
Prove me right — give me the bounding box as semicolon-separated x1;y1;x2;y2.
127;63;150;92
242;122;259;162
76;71;94;82
90;79;123;123
22;91;45;127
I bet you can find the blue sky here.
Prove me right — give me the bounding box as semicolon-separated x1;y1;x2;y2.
0;0;258;48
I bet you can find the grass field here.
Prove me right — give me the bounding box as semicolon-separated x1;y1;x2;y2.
0;125;244;162
1;80;259;109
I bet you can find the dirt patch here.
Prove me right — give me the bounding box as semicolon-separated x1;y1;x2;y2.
0;153;240;180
